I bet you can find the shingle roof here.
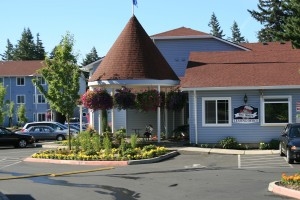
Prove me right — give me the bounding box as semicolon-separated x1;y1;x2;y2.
181;48;300;89
241;41;293;51
0;60;43;76
89;15;179;82
151;27;209;37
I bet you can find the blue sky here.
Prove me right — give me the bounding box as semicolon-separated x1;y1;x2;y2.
0;0;262;62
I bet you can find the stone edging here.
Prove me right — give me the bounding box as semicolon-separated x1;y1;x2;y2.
268;181;300;199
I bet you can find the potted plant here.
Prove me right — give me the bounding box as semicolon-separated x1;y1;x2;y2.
81;88;113;111
136;89;161;112
113;86;136;110
166;90;187;111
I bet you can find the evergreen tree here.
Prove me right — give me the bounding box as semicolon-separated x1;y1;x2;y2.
34;33;46;60
229;21;246;43
2;39;15;60
282;0;300;48
33;32;80;150
248;0;288;42
81;47;100;66
14;28;36;60
208;12;225;38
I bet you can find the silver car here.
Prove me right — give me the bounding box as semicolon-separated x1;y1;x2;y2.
23;125;69;141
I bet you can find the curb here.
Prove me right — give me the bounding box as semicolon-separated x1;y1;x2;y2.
177;147;280;155
268;181;300;199
23;150;179;166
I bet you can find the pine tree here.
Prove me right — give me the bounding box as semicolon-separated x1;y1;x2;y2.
81;47;100;66
248;0;288;42
1;39;15;60
34;33;46;60
208;12;225;38
282;0;300;48
229;21;246;43
14;28;36;60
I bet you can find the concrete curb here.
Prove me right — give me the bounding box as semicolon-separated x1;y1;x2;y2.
268;181;300;199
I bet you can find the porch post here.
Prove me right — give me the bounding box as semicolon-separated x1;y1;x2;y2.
157;85;161;143
193;90;198;144
111;89;115;133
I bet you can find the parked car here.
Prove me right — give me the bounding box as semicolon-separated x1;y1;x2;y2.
279;123;300;164
21;121;79;134
0;127;35;148
23;125;70;141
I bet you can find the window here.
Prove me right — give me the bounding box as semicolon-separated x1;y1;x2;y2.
202;97;231;126
17;95;25;104
0;78;3;85
37;77;46;85
17;77;25;86
261;96;291;125
33;113;46;122
33;94;46;103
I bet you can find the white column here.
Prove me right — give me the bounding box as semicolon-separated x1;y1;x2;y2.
157;85;161;143
193;90;198;144
111;89;115;133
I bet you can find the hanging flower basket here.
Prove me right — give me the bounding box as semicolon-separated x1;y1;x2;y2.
166;90;187;111
114;86;136;110
81;88;113;111
136;89;161;112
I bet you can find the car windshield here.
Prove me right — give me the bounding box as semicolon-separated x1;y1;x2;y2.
290;127;300;138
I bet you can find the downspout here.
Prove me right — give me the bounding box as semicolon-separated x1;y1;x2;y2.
193;90;198;144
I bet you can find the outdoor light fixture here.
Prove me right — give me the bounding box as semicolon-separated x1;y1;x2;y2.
244;94;248;104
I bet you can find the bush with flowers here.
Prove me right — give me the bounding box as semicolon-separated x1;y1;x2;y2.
166;90;187;111
280;173;300;191
31;128;169;161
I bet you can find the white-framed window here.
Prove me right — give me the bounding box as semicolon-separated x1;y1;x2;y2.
34;113;46;122
33;94;46;104
261;95;292;126
16;77;25;86
16;95;25;104
37;77;46;85
202;97;232;127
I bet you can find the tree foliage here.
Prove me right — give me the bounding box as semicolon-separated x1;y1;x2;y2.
6;101;14;127
33;32;80;149
208;12;225;38
248;0;288;42
81;47;100;66
229;21;247;43
0;85;6;125
1;28;46;60
17;104;27;126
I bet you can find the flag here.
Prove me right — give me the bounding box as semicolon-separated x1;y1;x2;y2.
133;0;137;7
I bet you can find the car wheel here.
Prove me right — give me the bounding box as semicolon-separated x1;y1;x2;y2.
18;139;27;148
287;149;294;164
279;143;285;156
56;135;65;141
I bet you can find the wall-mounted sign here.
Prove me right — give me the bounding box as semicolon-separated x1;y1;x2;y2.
233;105;259;124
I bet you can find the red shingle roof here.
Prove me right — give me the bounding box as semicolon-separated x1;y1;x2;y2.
89;15;179;82
181;48;300;88
151;27;209;37
241;41;293;51
0;60;43;76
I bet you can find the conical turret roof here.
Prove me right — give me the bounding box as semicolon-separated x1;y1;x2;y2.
89;15;179;85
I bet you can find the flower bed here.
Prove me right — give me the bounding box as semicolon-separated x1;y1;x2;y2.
280;173;300;191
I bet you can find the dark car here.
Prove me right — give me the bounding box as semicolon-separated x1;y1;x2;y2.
24;125;70;141
0;127;35;148
279;123;300;164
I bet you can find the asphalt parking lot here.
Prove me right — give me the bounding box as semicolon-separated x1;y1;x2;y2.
0;146;299;200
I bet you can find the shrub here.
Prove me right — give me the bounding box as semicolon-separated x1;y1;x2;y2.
269;139;280;149
130;134;138;148
259;142;269;150
219;136;239;149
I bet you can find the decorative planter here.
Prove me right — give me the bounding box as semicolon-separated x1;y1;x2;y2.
166;90;187;111
81;88;113;111
113;86;136;110
136;89;161;112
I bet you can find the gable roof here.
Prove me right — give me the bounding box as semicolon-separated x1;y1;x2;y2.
89;15;179;84
151;27;209;38
181;48;300;90
0;60;43;76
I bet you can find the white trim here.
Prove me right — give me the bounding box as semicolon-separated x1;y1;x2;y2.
260;95;292;126
202;97;232;127
193;90;198;144
88;79;180;87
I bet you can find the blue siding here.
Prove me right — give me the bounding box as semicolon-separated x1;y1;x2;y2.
188;89;300;144
154;38;244;77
